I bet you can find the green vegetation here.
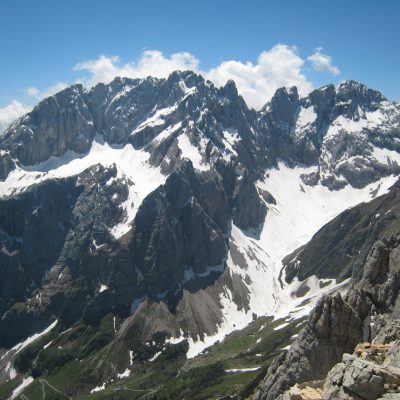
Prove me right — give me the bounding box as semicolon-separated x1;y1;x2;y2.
0;375;22;399
15;315;116;379
0;312;305;400
152;361;226;399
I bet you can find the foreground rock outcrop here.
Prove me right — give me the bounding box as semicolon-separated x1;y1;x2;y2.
322;343;400;400
252;294;364;400
277;342;400;400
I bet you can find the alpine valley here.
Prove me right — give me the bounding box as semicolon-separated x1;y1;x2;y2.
1;71;400;400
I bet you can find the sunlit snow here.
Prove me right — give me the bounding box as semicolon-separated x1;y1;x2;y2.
12;320;58;355
131;104;178;134
0;137;166;239
371;146;400;165
9;377;34;400
182;162;399;358
177;132;209;171
295;106;317;135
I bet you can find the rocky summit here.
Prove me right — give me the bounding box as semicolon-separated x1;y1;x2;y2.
1;71;400;399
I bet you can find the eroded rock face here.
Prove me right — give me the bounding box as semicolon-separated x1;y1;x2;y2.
2;85;95;165
322;346;400;400
252;295;364;400
317;236;400;400
0;164;130;345
232;170;267;232
0;152;15;181
0;159;241;347
129;160;231;297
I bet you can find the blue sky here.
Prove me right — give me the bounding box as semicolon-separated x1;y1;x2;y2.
1;0;399;128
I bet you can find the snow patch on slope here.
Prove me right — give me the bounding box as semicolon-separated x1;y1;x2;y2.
152;121;182;144
222;129;240;157
371;146;400;165
90;383;106;393
225;367;260;373
9;376;34;400
177;133;209;171
132;104;178;134
295;106;317;135
13;320;58;355
181;162;398;357
325;105;394;139
99;284;108;293
0;137;166;238
258;162;396;263
117;368;131;378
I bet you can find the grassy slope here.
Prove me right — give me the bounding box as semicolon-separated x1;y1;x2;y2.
0;313;304;400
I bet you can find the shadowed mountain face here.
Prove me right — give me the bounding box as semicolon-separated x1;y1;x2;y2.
0;160;236;346
1;71;400;399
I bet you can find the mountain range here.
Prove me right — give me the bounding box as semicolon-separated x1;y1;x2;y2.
1;71;400;400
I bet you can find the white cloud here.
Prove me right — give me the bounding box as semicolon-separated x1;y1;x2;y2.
206;44;313;109
1;83;69;133
73;50;200;87
73;45;317;110
41;82;69;98
0;100;31;133
307;47;340;76
26;87;40;97
25;82;68;99
0;50;201;132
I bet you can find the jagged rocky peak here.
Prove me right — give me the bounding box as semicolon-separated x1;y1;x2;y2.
87;70;212;146
167;69;205;87
0;70;259;176
263;80;400;188
221;78;239;99
1;83;94;165
262;86;299;125
260;79;393;135
336;79;387;109
273;85;299;104
1;72;399;190
305;84;335;118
